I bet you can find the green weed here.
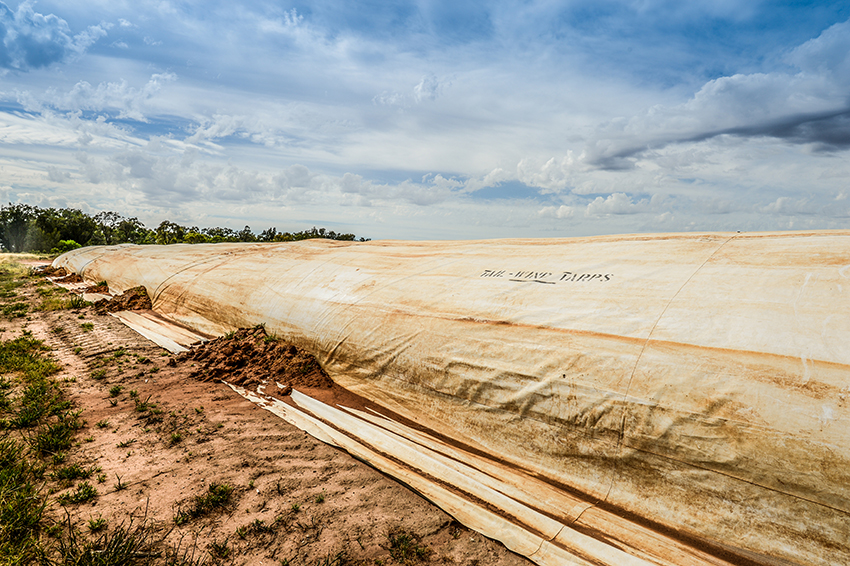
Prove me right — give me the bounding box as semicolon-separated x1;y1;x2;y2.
51;463;97;481
387;530;431;563
57;481;98;504
174;483;233;524
1;302;28;318
87;515;108;532
39;295;90;311
55;516;152;565
209;539;230;559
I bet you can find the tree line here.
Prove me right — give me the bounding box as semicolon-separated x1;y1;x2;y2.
0;204;368;254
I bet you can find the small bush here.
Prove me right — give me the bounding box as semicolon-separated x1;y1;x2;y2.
51;240;82;254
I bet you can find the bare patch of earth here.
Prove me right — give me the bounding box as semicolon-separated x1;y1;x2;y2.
7;267;533;566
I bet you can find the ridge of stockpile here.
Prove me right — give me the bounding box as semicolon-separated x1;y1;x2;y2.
177;326;334;392
93;286;152;313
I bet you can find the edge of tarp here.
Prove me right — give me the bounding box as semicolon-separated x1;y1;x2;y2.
226;381;747;566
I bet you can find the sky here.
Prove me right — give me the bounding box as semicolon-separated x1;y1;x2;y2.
1;1;849;240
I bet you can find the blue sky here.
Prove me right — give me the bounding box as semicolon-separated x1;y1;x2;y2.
1;0;849;239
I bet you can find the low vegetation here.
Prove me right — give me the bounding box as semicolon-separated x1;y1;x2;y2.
173;483;234;525
0;203;369;253
0;257;476;566
0;259;211;565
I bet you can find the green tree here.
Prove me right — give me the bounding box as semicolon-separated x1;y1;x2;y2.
183;228;210;244
93;212;152;245
0;203;37;252
155;221;186;245
236;225;256;242
259;227;277;241
202;227;237;243
115;217;152;244
34;208;96;250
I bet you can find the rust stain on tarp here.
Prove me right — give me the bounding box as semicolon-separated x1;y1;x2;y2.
55;231;850;566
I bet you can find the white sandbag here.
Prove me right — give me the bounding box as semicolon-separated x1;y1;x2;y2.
55;231;850;566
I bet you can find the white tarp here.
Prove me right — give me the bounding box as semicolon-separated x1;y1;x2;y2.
55;231;850;566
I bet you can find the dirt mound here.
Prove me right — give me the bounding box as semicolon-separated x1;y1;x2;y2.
180;326;333;391
33;265;68;277
93;286;152;313
54;272;82;283
85;282;109;294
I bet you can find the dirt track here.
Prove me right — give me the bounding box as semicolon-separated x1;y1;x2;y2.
14;264;533;565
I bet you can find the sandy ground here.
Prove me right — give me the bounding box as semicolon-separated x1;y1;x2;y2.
11;263;534;566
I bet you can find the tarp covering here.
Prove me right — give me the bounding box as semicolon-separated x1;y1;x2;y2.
55;231;850;566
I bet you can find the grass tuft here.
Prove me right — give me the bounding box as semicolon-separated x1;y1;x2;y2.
174;483;233;525
387;530;431;564
57;481;98;505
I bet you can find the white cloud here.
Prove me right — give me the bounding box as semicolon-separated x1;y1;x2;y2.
538;205;574;219
0;1;107;71
45;165;70;182
20;73;177;122
1;3;849;241
585;192;657;217
372;91;407;108
413;74;441;102
257;8;303;34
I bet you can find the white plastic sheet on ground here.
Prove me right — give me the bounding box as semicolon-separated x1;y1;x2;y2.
55;231;850;566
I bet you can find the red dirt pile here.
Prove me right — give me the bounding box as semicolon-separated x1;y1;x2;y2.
54;272;82;283
34;265;68;277
180;326;334;391
85;282;109;294
93;286;152;313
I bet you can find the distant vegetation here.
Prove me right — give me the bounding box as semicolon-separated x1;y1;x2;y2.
0;204;367;253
